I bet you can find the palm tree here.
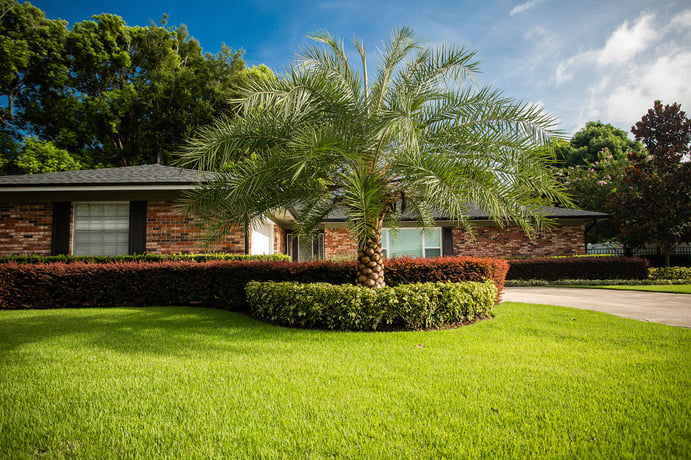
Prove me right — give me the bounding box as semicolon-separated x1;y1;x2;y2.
178;27;569;288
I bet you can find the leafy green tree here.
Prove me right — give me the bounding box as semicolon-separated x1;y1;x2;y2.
0;0;67;128
559;148;630;243
13;137;83;173
610;101;691;266
557;121;643;167
5;8;268;168
179;28;569;288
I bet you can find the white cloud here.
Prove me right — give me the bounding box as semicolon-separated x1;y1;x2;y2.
669;9;691;29
602;50;691;124
550;10;691;132
596;13;656;66
509;0;544;16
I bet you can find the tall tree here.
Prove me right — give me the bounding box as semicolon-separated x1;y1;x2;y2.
551;121;645;243
11;137;83;174
610;101;691;266
556;121;643;167
179;27;569;288
0;0;67;129
559;148;630;243
1;4;269;170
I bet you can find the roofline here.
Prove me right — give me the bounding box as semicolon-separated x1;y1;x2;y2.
320;214;609;223
0;184;197;193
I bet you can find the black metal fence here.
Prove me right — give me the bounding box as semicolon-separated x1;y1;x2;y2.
587;244;691;266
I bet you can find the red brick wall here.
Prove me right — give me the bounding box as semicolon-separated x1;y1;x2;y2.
145;201;245;254
323;224;585;260
452;225;585;258
324;227;359;259
0;202;55;255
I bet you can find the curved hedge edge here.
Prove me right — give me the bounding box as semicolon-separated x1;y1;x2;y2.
245;280;498;331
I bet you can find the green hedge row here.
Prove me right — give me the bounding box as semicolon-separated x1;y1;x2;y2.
506;256;648;280
245;280;498;331
0;253;291;264
0;257;508;310
649;267;691;280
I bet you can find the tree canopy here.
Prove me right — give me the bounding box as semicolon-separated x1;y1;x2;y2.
610;100;691;265
0;1;272;172
179;27;570;288
556;121;643;167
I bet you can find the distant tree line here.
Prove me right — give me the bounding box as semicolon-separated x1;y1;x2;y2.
0;0;272;173
555;103;690;266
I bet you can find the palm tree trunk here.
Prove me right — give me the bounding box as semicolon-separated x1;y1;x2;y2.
357;235;385;289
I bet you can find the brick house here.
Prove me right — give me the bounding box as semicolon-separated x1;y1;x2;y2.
0;165;606;260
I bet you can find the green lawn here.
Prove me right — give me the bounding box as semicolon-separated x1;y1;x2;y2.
591;284;691;294
1;304;689;458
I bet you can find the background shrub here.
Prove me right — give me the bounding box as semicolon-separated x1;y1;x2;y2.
0;257;507;310
648;266;691;280
507;256;648;281
245;280;497;331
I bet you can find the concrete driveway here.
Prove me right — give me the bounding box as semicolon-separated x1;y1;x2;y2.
502;287;691;328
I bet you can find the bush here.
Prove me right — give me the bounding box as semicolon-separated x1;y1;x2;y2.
507;256;649;281
245;280;497;331
385;256;508;298
649;266;691;280
0;253;291;264
0;257;508;310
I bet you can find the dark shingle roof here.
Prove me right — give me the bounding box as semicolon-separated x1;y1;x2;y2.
0;164;208;187
323;204;607;221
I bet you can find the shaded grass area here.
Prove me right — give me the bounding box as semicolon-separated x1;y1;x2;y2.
1;304;689;458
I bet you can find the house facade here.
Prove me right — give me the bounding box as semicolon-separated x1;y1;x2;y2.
0;165;606;260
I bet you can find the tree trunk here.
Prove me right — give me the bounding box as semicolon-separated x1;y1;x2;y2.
356;235;385;289
663;246;672;267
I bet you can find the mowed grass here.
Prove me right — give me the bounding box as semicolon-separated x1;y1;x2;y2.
0;304;689;459
592;284;691;294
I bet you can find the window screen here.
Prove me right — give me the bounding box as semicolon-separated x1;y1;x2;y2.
286;233;324;261
73;203;130;256
382;227;442;258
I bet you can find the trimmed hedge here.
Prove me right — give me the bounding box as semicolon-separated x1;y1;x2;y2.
507;256;649;281
649;266;691;281
0;253;291;264
384;256;508;296
0;257;508;310
245;280;498;331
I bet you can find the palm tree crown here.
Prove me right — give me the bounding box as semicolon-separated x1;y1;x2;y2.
178;26;569;288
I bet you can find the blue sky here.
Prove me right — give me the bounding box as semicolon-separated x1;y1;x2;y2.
32;0;691;137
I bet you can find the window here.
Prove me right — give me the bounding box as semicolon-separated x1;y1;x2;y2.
73;203;130;256
381;227;441;258
286;233;324;261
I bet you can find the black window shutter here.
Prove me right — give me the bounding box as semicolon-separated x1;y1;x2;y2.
129;201;147;255
52;202;71;255
442;227;454;256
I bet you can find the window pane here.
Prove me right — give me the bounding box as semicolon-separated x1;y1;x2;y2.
425;248;441;258
389;228;423;258
424;228;441;247
73;203;130;256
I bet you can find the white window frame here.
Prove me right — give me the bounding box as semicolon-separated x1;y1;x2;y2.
72;202;130;256
286;232;324;261
381;227;442;259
